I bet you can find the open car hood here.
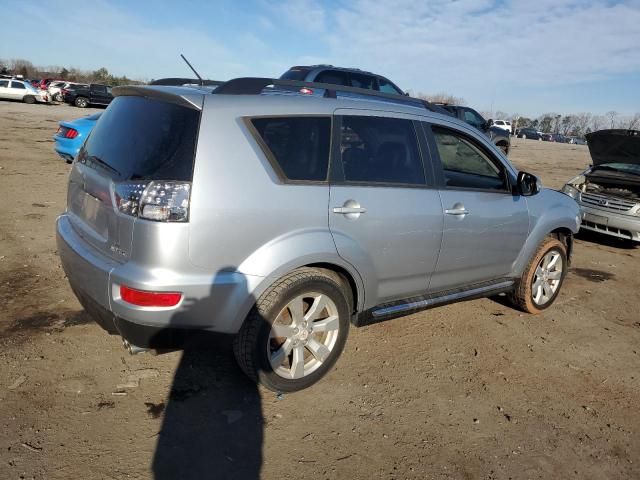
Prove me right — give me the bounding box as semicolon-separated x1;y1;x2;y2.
586;129;640;166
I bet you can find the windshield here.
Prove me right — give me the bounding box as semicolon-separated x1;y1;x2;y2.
594;163;640;176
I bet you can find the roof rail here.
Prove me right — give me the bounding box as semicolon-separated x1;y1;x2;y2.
213;77;451;115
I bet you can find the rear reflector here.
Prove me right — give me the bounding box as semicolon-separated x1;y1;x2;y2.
120;285;182;307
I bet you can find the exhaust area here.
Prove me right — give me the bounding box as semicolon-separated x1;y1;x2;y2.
122;338;149;355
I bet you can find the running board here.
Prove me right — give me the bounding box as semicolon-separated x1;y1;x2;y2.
354;280;515;327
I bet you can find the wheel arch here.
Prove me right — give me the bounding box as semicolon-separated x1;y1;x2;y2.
512;192;580;277
230;258;366;334
550;227;574;265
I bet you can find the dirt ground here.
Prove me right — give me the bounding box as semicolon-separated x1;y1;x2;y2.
1;101;639;480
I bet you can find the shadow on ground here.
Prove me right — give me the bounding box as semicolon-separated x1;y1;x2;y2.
151;269;264;480
576;230;638;250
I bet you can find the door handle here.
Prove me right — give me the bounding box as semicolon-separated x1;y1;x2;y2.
445;203;469;216
333;207;367;214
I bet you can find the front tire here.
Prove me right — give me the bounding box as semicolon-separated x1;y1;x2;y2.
234;268;351;392
75;97;88;108
54;93;63;102
509;237;567;314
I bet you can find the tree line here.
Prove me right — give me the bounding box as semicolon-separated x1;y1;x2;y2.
505;111;640;137
0;58;143;86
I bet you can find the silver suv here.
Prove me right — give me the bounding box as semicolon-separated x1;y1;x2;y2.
57;78;581;392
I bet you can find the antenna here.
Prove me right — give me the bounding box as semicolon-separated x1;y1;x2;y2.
180;53;203;87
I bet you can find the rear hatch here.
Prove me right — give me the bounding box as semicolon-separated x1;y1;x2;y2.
65;88;203;262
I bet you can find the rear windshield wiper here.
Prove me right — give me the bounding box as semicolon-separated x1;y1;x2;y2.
87;155;121;177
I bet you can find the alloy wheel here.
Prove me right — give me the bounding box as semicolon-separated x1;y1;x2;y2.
531;250;564;306
268;292;340;379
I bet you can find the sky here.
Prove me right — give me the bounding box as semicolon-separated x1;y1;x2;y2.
2;0;640;117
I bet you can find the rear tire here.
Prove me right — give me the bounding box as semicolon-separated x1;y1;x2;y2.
508;237;567;314
54;93;63;102
23;95;35;104
75;97;88;108
233;268;351;392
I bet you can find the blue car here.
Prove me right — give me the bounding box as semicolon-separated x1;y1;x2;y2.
54;113;100;162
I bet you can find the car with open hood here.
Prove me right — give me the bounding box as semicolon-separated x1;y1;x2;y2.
562;129;640;243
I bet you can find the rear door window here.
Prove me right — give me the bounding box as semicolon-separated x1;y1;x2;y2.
250;117;331;182
10;82;26;89
77;96;201;181
314;70;350;87
338;116;425;185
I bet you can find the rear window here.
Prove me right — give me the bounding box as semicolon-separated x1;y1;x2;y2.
251;117;331;182
280;68;312;81
77;96;200;181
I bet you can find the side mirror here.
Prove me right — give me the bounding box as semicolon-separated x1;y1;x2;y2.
517;171;540;196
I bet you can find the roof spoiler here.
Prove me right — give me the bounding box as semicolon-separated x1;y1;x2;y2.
213;77;450;115
112;85;204;110
150;77;225;87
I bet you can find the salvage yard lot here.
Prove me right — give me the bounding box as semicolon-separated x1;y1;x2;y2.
1;101;639;480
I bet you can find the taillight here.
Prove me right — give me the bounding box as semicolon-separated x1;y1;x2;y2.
120;285;182;307
113;181;191;222
57;127;78;138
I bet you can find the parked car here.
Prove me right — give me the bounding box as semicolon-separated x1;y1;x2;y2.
47;81;84;102
0;79;49;103
542;133;566;143
438;105;511;154
64;83;113;108
490;119;512;133
57;77;580;392
517;127;543;140
562;129;639;243
281;65;406;95
38;78;63;90
53;113;101;162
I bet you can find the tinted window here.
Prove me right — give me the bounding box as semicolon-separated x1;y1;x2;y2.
92;85;107;93
280;68;312;81
340;116;425;185
463;109;485;129
377;77;403;95
314;70;350;86
251;117;330;181
350;73;375;90
11;82;26;90
0;80;9;88
432;126;506;191
78;96;200;181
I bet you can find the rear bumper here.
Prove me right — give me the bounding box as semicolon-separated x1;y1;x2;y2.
579;205;640;241
53;137;79;162
56;214;263;346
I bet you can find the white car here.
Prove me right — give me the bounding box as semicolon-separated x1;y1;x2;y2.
491;119;512;133
0;79;49;104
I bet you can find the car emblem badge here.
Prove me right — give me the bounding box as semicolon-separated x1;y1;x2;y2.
598;199;608;206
